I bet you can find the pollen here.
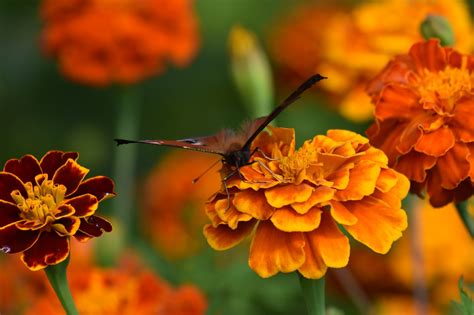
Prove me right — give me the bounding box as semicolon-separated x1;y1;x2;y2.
278;145;317;183
418;66;472;112
11;179;66;224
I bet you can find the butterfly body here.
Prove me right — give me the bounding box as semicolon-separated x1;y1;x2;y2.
115;74;326;182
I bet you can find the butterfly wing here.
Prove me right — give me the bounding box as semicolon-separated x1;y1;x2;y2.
114;130;233;156
241;74;326;150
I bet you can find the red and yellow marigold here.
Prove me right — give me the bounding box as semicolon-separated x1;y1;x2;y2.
40;0;199;86
0;151;115;270
270;0;471;122
204;127;409;279
367;39;474;207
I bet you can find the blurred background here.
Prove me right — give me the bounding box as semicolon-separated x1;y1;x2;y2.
0;0;473;314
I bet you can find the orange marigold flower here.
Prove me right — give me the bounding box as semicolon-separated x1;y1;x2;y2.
270;0;471;122
142;151;220;260
367;39;474;207
25;267;207;315
40;0;199;86
0;151;115;270
204;127;409;279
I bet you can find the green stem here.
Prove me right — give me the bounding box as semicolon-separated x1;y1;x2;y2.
455;200;474;238
44;256;78;315
298;273;325;315
113;86;141;242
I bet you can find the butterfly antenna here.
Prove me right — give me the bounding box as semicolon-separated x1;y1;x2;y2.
114;139;140;146
242;73;327;149
192;159;221;184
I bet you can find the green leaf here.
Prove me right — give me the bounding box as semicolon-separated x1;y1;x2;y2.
451;277;474;315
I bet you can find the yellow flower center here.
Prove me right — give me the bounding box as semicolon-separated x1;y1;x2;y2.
11;179;66;225
279;145;317;183
418;66;472;113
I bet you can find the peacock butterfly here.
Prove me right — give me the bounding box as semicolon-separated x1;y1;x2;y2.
115;74;326;188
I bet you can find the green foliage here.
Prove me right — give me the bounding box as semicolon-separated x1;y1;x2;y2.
451;277;474;315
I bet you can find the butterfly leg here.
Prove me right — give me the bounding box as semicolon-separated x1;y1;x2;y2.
222;170;237;212
251;147;278;161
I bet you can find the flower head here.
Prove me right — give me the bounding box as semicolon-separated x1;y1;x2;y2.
270;0;471;122
367;39;474;207
25;267;207;315
40;0;199;86
204;127;409;279
142;151;220;260
0;151;115;270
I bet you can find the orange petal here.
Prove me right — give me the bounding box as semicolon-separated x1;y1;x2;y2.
414;127;455;156
375;85;421;121
264;183;313;208
395;150;437;182
396;114;426;154
323;161;353;190
375;168;399;193
298;236;327;279
330;201;357;225
366;120;406;165
436;143;470;189
372;172;410;209
335;160;381;201
291;186;335;214
344;196;407;254
215;198;253;229
409;39;447;72
452;98;474;142
233;189;274;220
271;206;322;232
203;220;256;250
249;221;305;278
305;211;349;268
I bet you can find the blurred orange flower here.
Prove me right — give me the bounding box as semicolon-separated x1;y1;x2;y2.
270;0;471;122
204;127;409;279
142;150;220;260
25;267;207;315
349;201;473;313
0;151;115;270
41;0;199;86
367;39;474;207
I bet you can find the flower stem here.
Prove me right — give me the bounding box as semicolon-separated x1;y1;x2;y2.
455;200;474;238
44;256;78;315
114;86;141;241
408;196;428;315
298;273;325;315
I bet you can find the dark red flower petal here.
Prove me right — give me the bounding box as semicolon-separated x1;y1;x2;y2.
74;230;92;242
0;225;40;254
53;216;81;236
78;215;112;238
65;194;98;217
53;159;89;195
0;200;22;229
69;176;116;201
40;151;79;180
55;204;76;219
21;231;69;271
4;155;42;185
0;172;27;203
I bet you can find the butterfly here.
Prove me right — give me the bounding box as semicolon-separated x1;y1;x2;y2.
115;74;326;191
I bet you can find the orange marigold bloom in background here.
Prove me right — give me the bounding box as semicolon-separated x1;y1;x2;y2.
367;39;474;207
270;0;471;122
348;201;473;313
40;0;199;86
204;127;409;279
0;151;115;270
25;267;207;315
142;151;220;260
